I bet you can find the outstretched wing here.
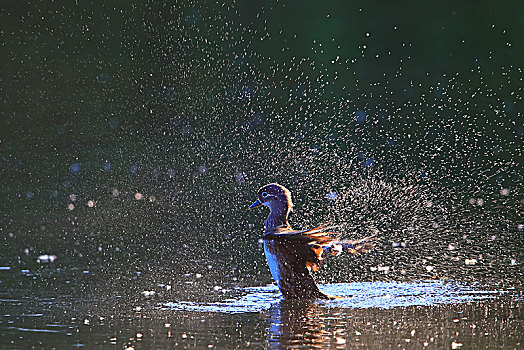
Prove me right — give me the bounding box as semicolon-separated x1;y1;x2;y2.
265;224;339;272
325;234;376;256
266;225;376;271
267;223;339;243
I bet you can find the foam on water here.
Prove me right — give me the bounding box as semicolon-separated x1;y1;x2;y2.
162;281;509;314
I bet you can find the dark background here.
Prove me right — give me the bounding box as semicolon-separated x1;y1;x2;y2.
1;1;522;294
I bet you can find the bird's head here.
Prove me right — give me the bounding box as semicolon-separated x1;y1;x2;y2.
249;183;293;213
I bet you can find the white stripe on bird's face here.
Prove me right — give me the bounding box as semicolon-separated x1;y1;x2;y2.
262;200;273;211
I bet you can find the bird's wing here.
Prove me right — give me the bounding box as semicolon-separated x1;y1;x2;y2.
264;238;330;299
262;225;375;299
264;224;338;273
266;224;339;245
325;234;376;256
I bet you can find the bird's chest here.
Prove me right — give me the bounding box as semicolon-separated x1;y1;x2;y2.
263;241;282;287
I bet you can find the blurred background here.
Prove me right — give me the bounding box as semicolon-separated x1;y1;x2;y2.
0;0;522;298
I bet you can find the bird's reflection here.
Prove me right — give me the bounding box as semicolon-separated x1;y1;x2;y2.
265;299;347;349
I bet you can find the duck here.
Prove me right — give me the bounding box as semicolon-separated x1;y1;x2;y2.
249;183;374;299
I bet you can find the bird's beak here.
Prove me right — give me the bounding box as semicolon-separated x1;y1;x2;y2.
249;198;262;209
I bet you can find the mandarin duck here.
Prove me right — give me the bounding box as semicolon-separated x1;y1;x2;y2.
250;183;374;299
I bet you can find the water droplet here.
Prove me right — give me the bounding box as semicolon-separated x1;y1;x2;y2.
361;158;375;167
464;258;477;265
70;163;81;173
235;170;245;184
355;110;366;123
326;191;338;201
37;254;57;263
186;8;202;25
96;73;108;84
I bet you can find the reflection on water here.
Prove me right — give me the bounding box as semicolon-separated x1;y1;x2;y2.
161;281;522;349
0;273;522;349
262;294;522;350
266;300;347;349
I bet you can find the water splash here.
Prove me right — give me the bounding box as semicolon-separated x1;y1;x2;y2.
161;281;511;314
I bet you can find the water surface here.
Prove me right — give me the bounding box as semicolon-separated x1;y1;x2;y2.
1;268;521;349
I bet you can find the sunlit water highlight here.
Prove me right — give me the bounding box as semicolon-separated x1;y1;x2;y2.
162;281;509;314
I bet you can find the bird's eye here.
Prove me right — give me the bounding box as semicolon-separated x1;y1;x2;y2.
261;191;269;198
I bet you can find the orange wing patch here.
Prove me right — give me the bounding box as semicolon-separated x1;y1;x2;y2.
305;244;324;272
268;224;339;273
305;261;319;272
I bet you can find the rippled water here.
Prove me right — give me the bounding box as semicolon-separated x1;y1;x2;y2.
1;268;522;349
163;281;507;313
